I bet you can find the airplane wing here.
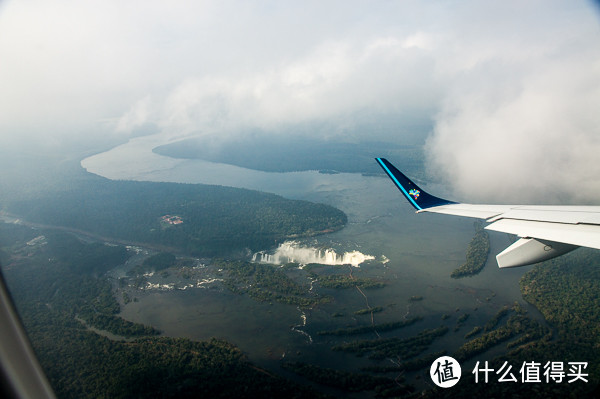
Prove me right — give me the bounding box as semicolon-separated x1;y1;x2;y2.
0;269;56;398
375;157;600;268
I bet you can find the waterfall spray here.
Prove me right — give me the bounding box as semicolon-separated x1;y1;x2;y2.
253;241;375;267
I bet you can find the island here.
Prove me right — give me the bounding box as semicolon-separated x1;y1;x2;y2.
152;135;424;175
450;221;490;278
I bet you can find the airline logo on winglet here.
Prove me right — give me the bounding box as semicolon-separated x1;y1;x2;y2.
376;157;457;211
408;189;420;200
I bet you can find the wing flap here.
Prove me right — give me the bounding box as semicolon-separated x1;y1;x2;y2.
422;204;600;225
485;219;600;250
420;204;515;219
487;207;600;225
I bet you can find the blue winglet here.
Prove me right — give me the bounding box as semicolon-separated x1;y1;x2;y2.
375;158;455;211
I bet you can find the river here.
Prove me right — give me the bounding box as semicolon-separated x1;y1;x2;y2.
82;134;538;386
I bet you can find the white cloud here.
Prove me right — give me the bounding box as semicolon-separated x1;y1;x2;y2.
117;36;441;138
425;3;600;204
0;0;444;140
115;96;154;134
1;0;600;202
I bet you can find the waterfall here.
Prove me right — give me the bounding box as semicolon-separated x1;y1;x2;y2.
253;241;375;267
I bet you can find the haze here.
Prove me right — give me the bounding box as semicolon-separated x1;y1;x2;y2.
1;0;599;203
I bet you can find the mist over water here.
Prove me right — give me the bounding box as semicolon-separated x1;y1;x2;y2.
252;240;376;267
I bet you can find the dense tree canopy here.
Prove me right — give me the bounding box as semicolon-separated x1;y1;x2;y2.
7;178;347;257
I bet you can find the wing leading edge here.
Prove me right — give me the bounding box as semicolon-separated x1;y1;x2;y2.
375;158;600;268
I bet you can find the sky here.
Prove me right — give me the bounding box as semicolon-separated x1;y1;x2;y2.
1;0;600;203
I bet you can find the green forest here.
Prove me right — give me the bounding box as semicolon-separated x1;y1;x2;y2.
5;175;346;257
281;361;414;397
217;259;331;307
287;249;600;398
3;222;600;397
153;135;424;176
332;326;449;359
316;274;386;289
0;223;324;398
3;228;160;338
428;250;600;398
2;148;600;397
317;316;422;336
450;221;490;278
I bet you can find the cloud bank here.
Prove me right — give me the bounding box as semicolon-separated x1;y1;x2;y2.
425;2;600;203
1;0;599;202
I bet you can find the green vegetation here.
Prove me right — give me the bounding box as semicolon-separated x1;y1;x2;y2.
142;252;177;270
454;313;470;331
317;316;423;336
483;305;510;332
5;146;600;397
453;303;549;361
282;361;414;397
0;223;323;398
457;313;470;323
354;306;384;315
513;249;600;392
2;229;158;338
7;177;346;257
362;351;447;373
126;252;190;276
520;250;600;343
218;260;329;307
318;274;385;289
153;135;423;176
332;326;448;359
450;221;490;278
79;313;159;337
434;252;600;398
464;326;482;339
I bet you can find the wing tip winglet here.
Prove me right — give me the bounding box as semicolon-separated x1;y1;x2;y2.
375;157;455;211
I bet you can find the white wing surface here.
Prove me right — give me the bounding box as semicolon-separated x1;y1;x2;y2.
376;158;600;267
